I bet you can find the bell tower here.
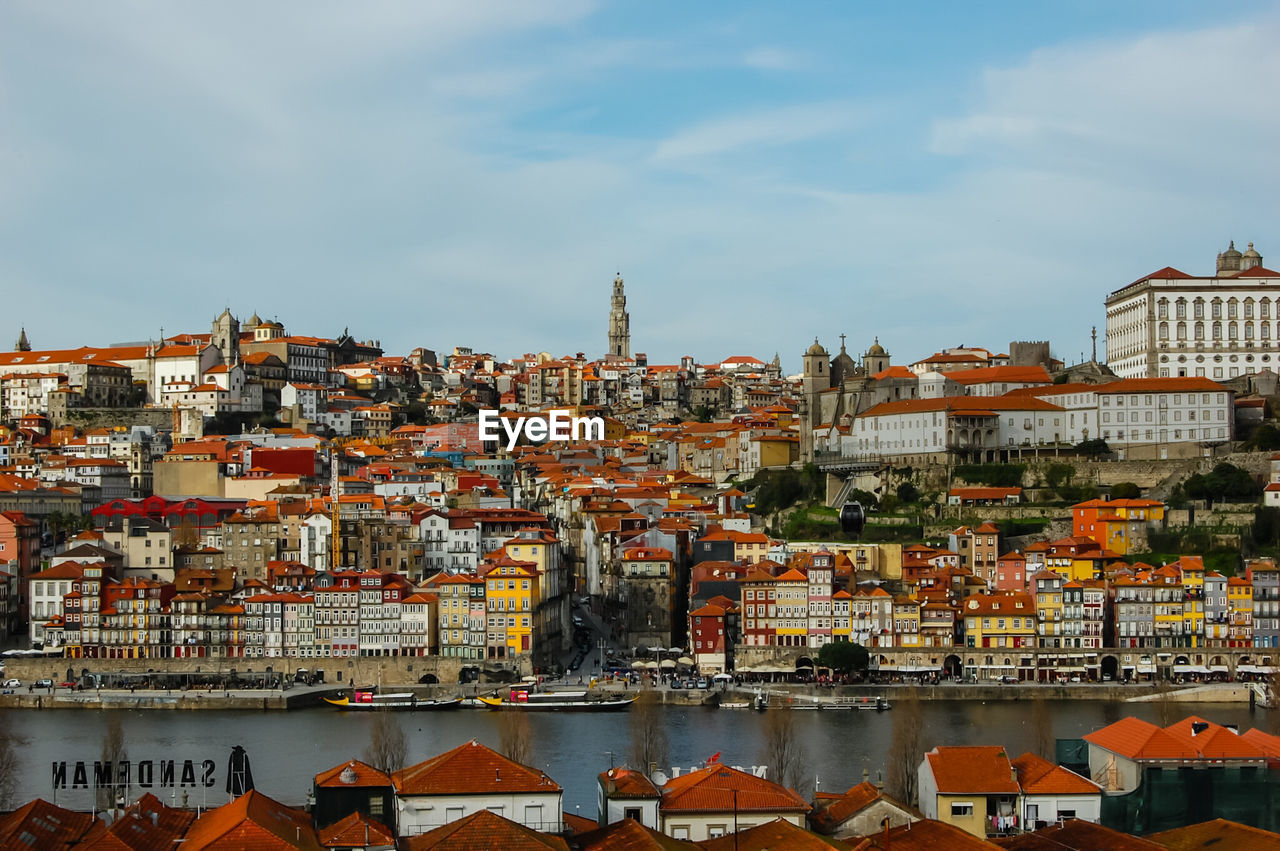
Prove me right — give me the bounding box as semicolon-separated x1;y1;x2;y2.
607;273;631;359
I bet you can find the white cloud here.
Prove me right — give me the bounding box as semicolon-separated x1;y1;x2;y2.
650;102;860;164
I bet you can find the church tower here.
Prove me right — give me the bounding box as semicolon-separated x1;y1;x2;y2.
607;273;631;359
800;338;830;463
211;308;240;365
14;327;30;352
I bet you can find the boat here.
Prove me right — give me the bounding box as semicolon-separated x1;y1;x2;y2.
719;701;751;709
476;689;638;711
323;690;462;711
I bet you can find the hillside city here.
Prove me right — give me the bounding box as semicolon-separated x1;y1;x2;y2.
2;245;1280;847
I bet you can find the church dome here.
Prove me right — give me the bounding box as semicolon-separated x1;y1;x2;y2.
867;337;886;356
1244;242;1261;260
806;338;828;356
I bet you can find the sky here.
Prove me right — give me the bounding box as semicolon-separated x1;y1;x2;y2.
2;1;1279;372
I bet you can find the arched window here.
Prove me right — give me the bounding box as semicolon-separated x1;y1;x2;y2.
1159;322;1169;341
1212;299;1223;319
1176;322;1186;341
1262;298;1271;320
1194;322;1204;341
1193;298;1205;319
1157;299;1169;320
1213;322;1222;340
1245;298;1255;319
1229;322;1238;340
1176;299;1187;320
1228;298;1239;319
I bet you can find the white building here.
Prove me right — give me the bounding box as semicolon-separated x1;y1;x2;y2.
28;562;86;645
1106;241;1278;379
842;397;1073;464
392;741;563;834
1096;377;1231;459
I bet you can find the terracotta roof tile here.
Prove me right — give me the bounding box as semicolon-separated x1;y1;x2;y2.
1011;752;1099;796
701;817;854;850
0;799;96;849
863;818;999;849
393;740;561;796
570;817;698;850
401;809;568;850
180;789;320;850
314;759;391;789
660;765;809;815
317;811;394;847
923;747;1020;795
1147;818;1280;849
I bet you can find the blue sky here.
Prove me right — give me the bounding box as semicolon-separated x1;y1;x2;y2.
2;2;1278;371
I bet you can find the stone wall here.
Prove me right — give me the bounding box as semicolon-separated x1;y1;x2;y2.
5;654;487;687
56;407;172;431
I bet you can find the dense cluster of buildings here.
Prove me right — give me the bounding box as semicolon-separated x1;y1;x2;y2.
0;255;1277;685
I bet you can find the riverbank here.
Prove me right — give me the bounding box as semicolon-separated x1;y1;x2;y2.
0;679;1256;711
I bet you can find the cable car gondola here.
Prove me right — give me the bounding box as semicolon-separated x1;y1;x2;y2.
839;501;866;537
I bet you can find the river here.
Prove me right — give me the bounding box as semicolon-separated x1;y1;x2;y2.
4;700;1270;816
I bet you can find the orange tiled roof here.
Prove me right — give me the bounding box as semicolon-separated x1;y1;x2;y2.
1082;717;1199;761
317;811;395;847
865;819;997;849
401;809;568;850
1147;818;1280;850
314;759;391;789
1011;752;1099;796
700;817;853;850
660;765;809;814
180;789;320;850
570;817;697;850
924;746;1020;795
808;781;900;832
393;740;561;796
0;799;96;849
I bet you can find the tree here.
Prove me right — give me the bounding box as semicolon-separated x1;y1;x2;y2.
1152;675;1177;728
98;715;128;813
816;641;869;675
0;713;20;810
629;691;668;774
1181;463;1261;504
363;710;407;775
896;481;920;504
1110;482;1141;500
1248;423;1280;451
499;711;532;766
1075;438;1110;459
174;515;199;550
759;708;809;796
1030;695;1054;761
886;690;924;806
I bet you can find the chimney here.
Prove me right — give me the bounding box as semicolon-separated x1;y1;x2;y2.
495;768;501;782
883;816;891;849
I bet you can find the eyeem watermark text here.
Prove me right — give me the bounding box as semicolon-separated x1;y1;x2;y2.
478;409;605;451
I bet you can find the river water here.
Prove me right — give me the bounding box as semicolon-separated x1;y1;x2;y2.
4;700;1269;816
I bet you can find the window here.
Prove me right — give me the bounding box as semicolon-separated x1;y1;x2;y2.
951;803;974;817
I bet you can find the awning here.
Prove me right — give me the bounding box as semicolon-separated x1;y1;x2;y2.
659;659;676;669
1208;665;1229;673
644;661;660;669
630;661;647;669
1136;664;1155;673
1173;665;1210;674
677;656;695;666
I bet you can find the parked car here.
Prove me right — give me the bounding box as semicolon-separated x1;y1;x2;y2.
696;678;709;689
1;678;19;688
58;681;77;689
34;678;53;689
998;675;1018;684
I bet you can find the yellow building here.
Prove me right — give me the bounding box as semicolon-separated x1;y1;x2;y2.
1031;571;1065;647
1072;498;1165;556
1151;566;1188;647
832;589;852;641
891;596;921;647
480;557;539;658
773;568;809;647
920;746;1021;838
1173;556;1205;644
962;592;1037;654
